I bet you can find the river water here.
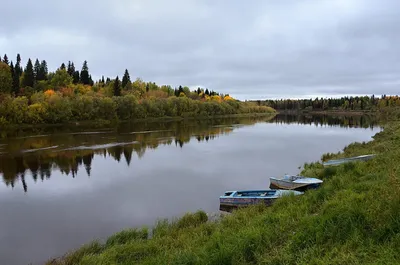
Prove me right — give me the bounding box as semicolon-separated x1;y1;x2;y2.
0;114;380;265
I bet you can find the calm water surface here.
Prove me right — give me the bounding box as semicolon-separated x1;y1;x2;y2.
0;115;380;265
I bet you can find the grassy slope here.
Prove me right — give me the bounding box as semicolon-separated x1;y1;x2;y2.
48;122;400;265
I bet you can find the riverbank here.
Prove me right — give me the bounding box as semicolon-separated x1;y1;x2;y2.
46;118;400;264
277;109;372;116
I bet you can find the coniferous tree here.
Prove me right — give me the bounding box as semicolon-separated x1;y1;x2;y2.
36;60;48;81
10;62;19;95
72;71;80;84
101;75;105;84
60;63;66;70
205;88;209;96
23;59;35;87
67;61;75;76
89;75;94;86
15;54;22;78
113;76;121;96
80;60;90;85
3;54;9;65
34;59;41;82
122;69;131;88
106;77;111;85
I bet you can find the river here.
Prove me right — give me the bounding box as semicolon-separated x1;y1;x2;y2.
0;114;380;265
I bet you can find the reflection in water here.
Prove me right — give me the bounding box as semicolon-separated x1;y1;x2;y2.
0;117;263;192
271;113;378;129
0;114;379;193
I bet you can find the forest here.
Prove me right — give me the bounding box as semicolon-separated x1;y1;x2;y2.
255;95;400;111
0;54;274;125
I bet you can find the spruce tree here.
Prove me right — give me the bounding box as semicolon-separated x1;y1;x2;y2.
15;54;22;77
73;71;80;84
36;60;48;81
23;59;35;87
3;54;9;65
113;76;121;96
101;75;105;84
67;61;75;76
60;63;66;70
80;60;90;85
89;75;94;86
122;69;131;88
34;59;40;82
10;62;19;95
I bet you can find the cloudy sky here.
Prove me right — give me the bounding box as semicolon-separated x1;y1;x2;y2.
1;0;399;99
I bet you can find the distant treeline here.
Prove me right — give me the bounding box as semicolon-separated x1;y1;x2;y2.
253;95;400;111
0;53;274;125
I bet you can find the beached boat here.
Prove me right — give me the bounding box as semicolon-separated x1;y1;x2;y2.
219;189;303;212
323;154;376;166
270;175;323;191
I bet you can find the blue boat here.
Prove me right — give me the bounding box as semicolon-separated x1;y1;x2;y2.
323;154;376;166
219;189;303;212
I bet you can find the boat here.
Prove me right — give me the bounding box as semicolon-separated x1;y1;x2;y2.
270;175;323;191
323;154;376;166
219;189;303;212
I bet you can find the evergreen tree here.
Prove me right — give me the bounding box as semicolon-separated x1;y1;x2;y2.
72;71;80;84
197;88;201;94
101;75;105;83
34;59;41;82
10;62;19;95
106;77;111;85
122;69;131;88
3;54;9;65
23;59;35;87
15;54;22;78
39;60;48;80
205;88;209;96
89;74;94;86
80;60;90;85
60;63;66;70
67;61;75;76
113;76;121;96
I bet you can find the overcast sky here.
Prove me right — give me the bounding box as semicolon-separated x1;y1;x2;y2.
1;0;399;99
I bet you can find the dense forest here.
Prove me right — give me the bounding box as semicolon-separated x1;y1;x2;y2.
0;54;274;125
255;95;400;111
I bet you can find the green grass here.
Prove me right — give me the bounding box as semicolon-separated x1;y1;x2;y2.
48;122;400;265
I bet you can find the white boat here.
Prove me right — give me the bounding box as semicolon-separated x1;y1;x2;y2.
322;154;376;166
270;175;323;191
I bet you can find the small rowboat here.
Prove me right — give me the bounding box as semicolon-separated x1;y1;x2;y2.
323;154;376;166
219;189;303;212
270;175;323;191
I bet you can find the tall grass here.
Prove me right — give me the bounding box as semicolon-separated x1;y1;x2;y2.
48;123;400;265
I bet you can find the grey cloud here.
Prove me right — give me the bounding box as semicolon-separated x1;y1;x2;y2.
1;0;400;99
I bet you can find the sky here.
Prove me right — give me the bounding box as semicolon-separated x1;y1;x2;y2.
1;0;399;100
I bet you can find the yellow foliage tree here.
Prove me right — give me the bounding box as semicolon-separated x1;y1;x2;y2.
44;89;55;97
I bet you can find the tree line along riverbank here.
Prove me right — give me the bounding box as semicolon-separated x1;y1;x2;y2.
0;54;273;126
47;110;400;265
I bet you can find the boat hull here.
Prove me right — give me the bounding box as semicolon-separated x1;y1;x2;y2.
219;197;275;212
269;179;322;191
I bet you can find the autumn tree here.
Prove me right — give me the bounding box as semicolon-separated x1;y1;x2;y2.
51;68;73;89
80;60;90;85
122;69;131;89
23;59;35;87
0;62;12;93
114;76;121;96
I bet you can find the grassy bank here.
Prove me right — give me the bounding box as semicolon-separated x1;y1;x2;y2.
48;122;400;264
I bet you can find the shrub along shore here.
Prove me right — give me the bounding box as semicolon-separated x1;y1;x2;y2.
47;116;400;264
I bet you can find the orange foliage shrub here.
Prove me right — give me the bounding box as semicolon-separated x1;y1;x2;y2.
44;89;55;97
